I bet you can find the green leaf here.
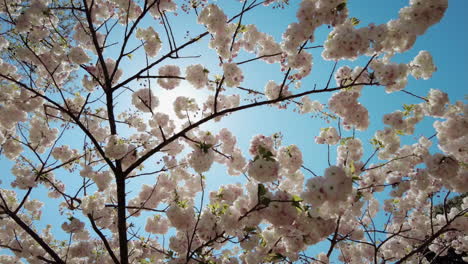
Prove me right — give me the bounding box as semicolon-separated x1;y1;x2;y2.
292;195;303;202
291;195;304;212
395;129;405;136
403;104;419;116
370;138;384;149
260;236;267;247
350;17;360;26
292;201;303;212
177;200;188;208
265;252;286;262
216;188;224;199
349;161;356;175
238;23;248;33
352;175;361;181
340;137;354;145
197;142;213;153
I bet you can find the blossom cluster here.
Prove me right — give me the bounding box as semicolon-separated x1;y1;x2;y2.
328;91;369;130
136;27;162;58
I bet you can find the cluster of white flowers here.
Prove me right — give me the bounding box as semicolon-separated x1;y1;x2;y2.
203;94;240;120
128;184;163;216
385;105;425;134
83;58;123;89
287;51;313;80
157;65;181;89
423;88;449;117
185;64;209;89
61;217;85;233
125;115;147;132
0;256;20;264
241;25;282;64
303;166;352;206
15;1;55;37
85;170;113;192
323;0;447;57
370;59;409;93
247;157;280;183
249;135;275;156
131;88;159;113
284;0;348;53
68;47;90;64
0;104;27;130
374;127;400;160
15;89;43;113
11;164;37;190
110;0;143;22
299;96;323;114
173;96;198;119
315;127;340;145
222;63;244;87
277;145;303;174
73;22;104;52
198;4;233;59
398;0;448;36
135;26;162;57
81;193;106;216
69;241;93;258
425;153;466;192
334;66;371;92
104;135;129;160
188;147;215;174
29;117;59;154
433;103;467;164
409;50;436;80
145;215;169;234
14;45;73;86
328;91;369;130
209;183;244;206
87;0;114;21
264;191;299;226
149;0;177;17
264;80;291;100
186;131;218;173
247;135;280;182
323;20;369;60
166;203;195;231
2;138;23;160
198;4;227;34
149;112;176;141
52;145;78;163
217;128;247;176
336;138;363;166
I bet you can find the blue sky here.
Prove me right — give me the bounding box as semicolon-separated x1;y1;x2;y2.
1;0;467;261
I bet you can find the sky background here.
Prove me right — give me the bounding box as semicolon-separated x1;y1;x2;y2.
1;0;467;261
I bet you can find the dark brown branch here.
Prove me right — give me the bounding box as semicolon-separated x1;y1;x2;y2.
88;214;120;264
0;204;65;264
